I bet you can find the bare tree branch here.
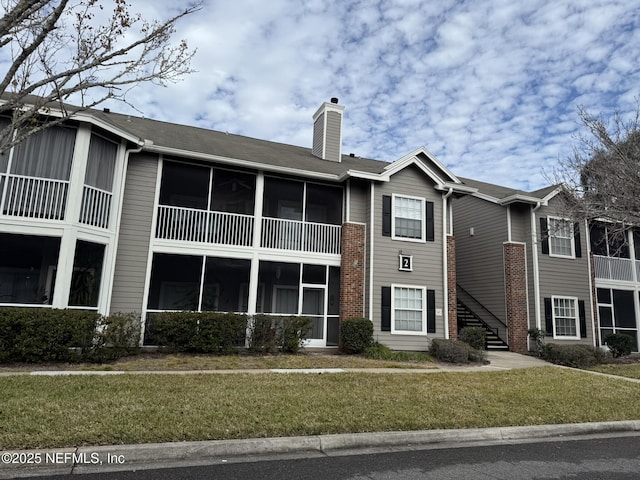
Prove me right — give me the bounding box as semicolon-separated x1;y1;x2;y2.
549;98;640;245
0;0;201;153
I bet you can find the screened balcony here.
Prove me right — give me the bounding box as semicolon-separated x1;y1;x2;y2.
0;124;116;229
590;224;640;283
155;163;344;255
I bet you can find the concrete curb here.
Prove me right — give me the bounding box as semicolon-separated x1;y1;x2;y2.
2;421;640;478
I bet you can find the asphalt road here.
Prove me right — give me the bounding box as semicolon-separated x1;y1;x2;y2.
15;432;640;480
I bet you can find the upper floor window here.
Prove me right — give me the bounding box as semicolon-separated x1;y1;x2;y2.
159;160;256;215
589;222;631;258
394;195;424;240
548;217;574;258
262;177;343;225
84;133;117;192
9;125;76;180
383;194;434;242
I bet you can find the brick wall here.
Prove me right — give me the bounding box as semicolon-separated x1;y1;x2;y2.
340;222;365;320
447;235;458;340
503;242;528;353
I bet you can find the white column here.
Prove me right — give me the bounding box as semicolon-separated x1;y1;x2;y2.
247;171;265;316
51;228;76;308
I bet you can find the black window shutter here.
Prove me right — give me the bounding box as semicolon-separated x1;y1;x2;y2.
427;289;436;333
544;297;553;335
574;222;582;258
540;217;549;254
382;195;391;237
381;286;391;331
426;201;434;242
578;300;587;338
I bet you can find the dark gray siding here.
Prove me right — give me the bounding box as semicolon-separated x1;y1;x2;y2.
453;195;508;322
371;165;444;350
109;153;158;313
535;200;593;344
312;112;324;158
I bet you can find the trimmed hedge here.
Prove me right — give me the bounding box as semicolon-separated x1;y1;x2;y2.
340;317;373;354
429;338;485;364
459;326;486;351
542;343;608;368
144;312;247;353
249;315;312;354
0;307;99;363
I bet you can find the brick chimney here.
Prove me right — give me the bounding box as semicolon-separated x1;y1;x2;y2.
312;97;344;162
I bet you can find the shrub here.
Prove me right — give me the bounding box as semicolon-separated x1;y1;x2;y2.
528;328;546;357
459;326;486;350
0;308;99;363
604;334;633;358
340;317;373;354
275;316;312;354
194;313;247;354
542;343;607;368
248;315;277;353
363;342;431;362
429;338;485;364
143;312;198;351
90;312;142;361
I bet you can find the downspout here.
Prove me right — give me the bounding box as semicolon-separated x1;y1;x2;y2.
443;187;454;339
530;201;542;331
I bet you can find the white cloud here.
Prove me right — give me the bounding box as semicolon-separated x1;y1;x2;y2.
93;0;640;191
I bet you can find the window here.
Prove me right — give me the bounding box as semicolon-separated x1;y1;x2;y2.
552;296;579;338
548;217;574;258
391;285;426;335
393;195;425;241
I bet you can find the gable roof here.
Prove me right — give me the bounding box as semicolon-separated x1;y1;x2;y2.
459;176;562;205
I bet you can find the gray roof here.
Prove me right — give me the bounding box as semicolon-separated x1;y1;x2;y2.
92;109;391;178
458;176;561;202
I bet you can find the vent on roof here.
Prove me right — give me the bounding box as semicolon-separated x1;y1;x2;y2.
312;98;344;163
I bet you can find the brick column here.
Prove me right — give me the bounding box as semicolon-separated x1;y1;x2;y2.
503;242;528;353
340;222;365;320
447;235;458;340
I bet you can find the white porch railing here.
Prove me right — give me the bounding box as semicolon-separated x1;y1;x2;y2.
79;185;112;229
0;174;68;220
156;205;254;246
593;255;635;282
261;217;341;254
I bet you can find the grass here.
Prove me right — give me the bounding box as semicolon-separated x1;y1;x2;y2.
0;352;436;372
2;367;640;449
590;363;640;380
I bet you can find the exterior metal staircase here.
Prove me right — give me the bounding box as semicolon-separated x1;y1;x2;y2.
457;285;509;350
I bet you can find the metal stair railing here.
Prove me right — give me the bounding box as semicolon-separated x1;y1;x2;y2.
456;284;508;344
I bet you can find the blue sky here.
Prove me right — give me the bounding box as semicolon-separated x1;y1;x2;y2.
106;1;639;190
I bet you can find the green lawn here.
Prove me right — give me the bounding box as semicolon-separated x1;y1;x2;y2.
590;363;640;380
2;367;640;449
0;352;435;372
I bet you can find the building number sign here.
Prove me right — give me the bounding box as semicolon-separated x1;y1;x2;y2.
399;254;413;272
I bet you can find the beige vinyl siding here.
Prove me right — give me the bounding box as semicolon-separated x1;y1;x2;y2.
109;153;158;314
371;165;443;351
325;111;341;161
535;202;593;344
452;195;508;322
348;178;369;224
